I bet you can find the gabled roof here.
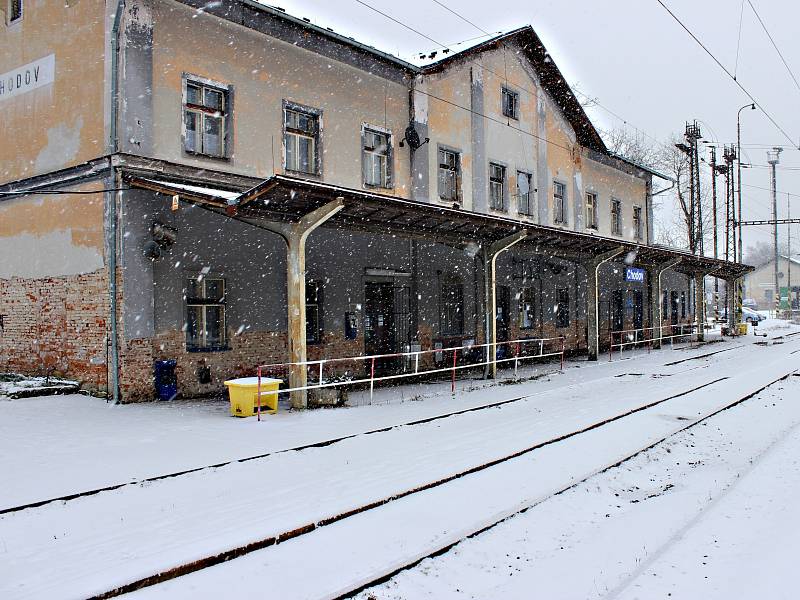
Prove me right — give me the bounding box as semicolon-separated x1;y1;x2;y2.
421;27;608;154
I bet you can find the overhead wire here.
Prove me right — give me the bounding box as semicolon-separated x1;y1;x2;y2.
746;0;800;96
654;0;799;149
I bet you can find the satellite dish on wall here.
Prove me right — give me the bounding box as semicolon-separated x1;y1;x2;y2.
399;123;430;151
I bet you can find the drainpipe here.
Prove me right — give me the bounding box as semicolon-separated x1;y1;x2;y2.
108;0;124;403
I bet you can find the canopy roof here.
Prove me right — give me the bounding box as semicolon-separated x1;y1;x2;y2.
127;174;752;279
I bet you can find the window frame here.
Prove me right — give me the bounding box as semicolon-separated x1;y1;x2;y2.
633;205;643;240
519;286;537;330
553;180;567;225
306;279;324;344
501;86;520;120
585;191;598;230
185;276;228;352
555;287;570;328
516;171;534;216
440;281;465;337
283;100;323;176
610;197;622;236
7;0;22;24
488;162;507;211
182;74;232;160
437;146;462;203
361;123;393;189
680;291;687;319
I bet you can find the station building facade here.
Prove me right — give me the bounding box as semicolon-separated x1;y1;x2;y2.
0;0;750;403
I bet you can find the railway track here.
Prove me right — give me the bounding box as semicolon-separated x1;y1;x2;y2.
3;337;758;518
86;374;741;599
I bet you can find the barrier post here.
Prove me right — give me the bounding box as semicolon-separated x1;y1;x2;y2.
609;332;613;362
451;348;458;393
256;366;262;422
318;361;324;387
370;357;376;403
560;337;565;370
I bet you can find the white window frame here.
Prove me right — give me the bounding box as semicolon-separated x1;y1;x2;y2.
182;74;231;159
517;171;534;216
611;198;622;235
438;146;461;203
502;87;519;120
185;277;227;351
7;0;22;24
489;162;506;211
633;205;643;239
553;180;567;225
361;123;393;189
283;100;322;176
585;191;598;230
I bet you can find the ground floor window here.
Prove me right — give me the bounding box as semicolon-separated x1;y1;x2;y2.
555;287;570;328
681;291;687;319
519;287;536;329
186;277;226;350
306;280;324;343
440;282;464;336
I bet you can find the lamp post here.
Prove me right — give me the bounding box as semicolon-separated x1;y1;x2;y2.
737;103;756;263
768;147;783;317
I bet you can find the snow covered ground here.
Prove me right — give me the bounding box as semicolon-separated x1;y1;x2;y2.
0;324;797;600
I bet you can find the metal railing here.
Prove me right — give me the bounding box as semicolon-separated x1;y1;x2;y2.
254;336;566;419
609;323;699;361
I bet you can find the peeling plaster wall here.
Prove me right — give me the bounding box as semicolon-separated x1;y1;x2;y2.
0;182;106;278
0;0;106;184
136;0;412;194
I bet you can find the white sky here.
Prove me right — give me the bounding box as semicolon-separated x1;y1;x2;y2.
266;0;800;256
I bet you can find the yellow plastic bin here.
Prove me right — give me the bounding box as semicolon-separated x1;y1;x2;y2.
737;323;749;336
224;377;282;417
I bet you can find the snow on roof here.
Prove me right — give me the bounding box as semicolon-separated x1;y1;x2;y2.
140;179;241;203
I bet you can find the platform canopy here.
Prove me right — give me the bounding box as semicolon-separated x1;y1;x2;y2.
127;173;753;280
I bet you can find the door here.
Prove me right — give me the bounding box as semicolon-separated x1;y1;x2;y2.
670;291;679;324
364;281;396;374
633;290;644;330
611;290;624;332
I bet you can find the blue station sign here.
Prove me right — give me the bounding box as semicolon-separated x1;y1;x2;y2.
625;267;645;283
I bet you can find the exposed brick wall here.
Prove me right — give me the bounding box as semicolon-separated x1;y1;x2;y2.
0;270;109;391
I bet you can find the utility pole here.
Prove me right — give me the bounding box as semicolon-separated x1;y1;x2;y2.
678;122;703;255
723;144;737;327
737;103;756;264
710;147;726;322
788;192;793;314
767;147;783;317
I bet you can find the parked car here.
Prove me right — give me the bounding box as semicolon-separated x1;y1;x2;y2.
720;306;766;323
742;298;758;309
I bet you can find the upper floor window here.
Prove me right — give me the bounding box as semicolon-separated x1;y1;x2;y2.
184;77;230;158
489;163;506;211
186;277;226;351
438;147;461;203
517;171;534;216
362;126;392;188
611;198;622;235
284;102;321;175
553;181;567;224
633;206;643;239
502;87;519;120
306;280;324;344
8;0;22;23
586;192;598;229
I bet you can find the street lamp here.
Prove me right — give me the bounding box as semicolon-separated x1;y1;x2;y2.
737;103;756;263
767;147;783;316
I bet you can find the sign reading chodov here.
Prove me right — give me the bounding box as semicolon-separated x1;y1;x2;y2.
625;267;646;283
0;54;55;102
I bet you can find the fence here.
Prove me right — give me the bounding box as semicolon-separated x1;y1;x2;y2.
608;323;699;361
255;336;566;419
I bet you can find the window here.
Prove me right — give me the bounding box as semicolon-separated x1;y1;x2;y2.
633;206;643;239
662;290;669;319
680;291;687;319
489;163;506;211
585;192;598;229
186;277;226;350
611;198;622;235
362;127;392;188
517;171;534;216
8;0;22;23
440;283;464;336
555;288;570;328
306;280;323;344
438;148;461;202
553;181;567;224
284;103;321;175
184;78;229;158
502;87;519;120
520;287;536;329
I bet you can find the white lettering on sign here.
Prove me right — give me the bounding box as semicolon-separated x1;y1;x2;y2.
0;54;55;102
625;267;645;283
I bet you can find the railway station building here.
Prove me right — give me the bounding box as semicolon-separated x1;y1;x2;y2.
0;0;751;403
